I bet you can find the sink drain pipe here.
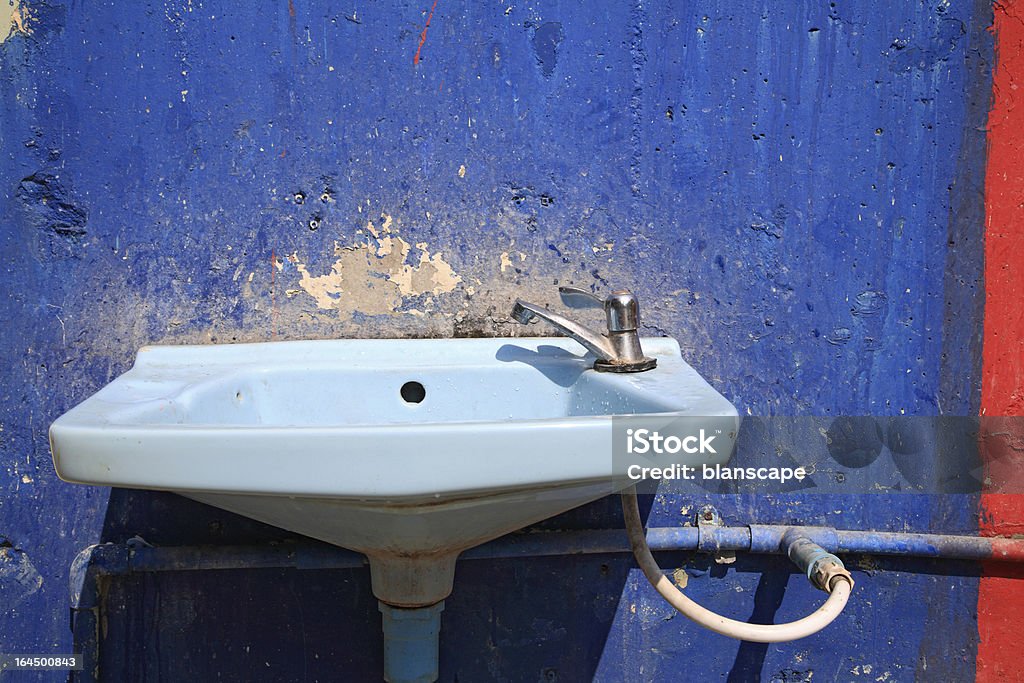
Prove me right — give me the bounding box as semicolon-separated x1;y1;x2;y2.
379;602;444;683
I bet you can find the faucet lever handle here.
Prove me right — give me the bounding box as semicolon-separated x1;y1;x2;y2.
558;286;605;310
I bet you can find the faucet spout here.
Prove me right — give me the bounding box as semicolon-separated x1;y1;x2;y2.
512;299;617;361
510;287;657;372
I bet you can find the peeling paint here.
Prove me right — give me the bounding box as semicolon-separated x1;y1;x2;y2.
294;213;461;316
1;0;31;42
499;250;526;273
671;568;688;588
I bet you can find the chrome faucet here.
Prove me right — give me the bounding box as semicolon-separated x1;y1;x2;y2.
511;287;657;372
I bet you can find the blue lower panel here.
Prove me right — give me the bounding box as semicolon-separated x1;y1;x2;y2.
84;492;980;682
91;546;977;682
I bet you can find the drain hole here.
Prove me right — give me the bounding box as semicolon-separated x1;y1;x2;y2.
400;381;426;404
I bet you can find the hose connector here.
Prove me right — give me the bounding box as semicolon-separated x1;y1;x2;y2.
782;530;855;593
810;558;855;594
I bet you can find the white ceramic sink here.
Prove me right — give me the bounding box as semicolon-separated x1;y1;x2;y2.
50;337;737;606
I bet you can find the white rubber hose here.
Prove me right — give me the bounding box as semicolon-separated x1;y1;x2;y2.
621;488;853;643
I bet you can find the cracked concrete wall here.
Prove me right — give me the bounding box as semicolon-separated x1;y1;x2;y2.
0;1;994;680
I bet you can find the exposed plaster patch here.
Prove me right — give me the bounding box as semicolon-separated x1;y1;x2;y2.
294;213;461;316
499;249;526;273
1;0;31;42
672;567;688;588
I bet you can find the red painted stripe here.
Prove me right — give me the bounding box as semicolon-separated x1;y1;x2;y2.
979;2;1024;681
413;0;440;66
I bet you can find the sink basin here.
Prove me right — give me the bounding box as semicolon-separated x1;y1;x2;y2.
50;337;737;606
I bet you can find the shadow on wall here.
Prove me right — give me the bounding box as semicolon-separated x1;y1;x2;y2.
67;490;839;682
74;491;634;682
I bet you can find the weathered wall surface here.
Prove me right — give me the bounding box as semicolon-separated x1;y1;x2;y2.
0;1;995;680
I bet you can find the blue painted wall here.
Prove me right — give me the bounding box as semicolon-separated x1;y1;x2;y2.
0;1;992;680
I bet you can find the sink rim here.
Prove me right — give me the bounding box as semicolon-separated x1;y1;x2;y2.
50;336;738;498
51;336;725;428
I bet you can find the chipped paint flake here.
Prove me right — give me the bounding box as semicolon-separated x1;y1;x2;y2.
458;164;466;178
1;0;31;42
294;213;461;316
499;251;526;272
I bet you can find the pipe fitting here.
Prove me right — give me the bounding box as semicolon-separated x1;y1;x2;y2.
783;531;854;593
811;559;855;594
